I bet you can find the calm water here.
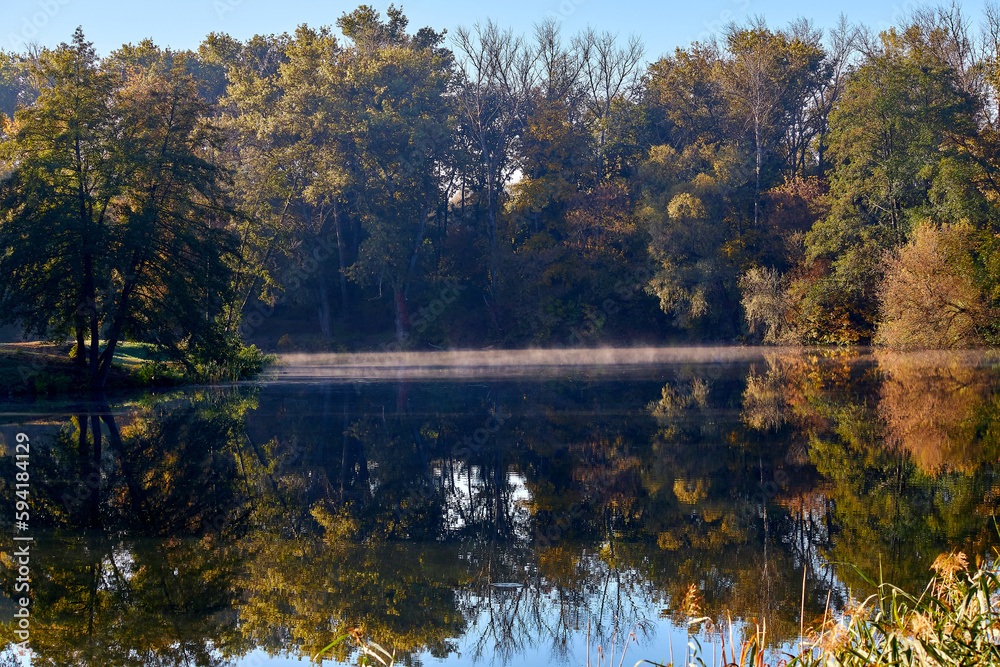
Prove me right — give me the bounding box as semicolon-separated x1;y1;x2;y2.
2;348;1000;666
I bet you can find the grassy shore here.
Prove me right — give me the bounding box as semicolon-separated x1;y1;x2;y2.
0;341;274;395
639;550;1000;667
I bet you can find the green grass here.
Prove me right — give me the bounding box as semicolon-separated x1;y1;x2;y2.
0;340;274;395
110;340;172;366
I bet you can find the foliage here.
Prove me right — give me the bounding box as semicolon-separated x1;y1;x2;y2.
801;21;985;345
740;267;793;344
7;7;1000;356
639;142;746;337
876;223;993;350
0;30;238;387
794;552;1000;667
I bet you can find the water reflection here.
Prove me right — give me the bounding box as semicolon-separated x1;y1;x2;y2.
1;349;999;665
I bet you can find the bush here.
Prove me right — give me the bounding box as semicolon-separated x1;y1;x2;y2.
184;325;276;382
739;266;796;343
875;223;992;350
134;360;185;386
192;342;274;383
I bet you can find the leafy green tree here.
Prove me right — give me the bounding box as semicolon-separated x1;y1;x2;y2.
223;26;345;340
0;30;238;387
638;142;748;337
642;42;727;150
802;23;981;343
337;8;453;341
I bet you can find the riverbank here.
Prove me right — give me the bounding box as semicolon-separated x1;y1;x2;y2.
0;341;274;395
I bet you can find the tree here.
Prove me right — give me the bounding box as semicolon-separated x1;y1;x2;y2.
453;20;536;313
719;19;825;224
739;266;792;343
875;223;992;349
809;15;858;174
0;30;237;388
0;30;117;373
0;49;37;122
575;28;644;182
802;21;982;343
642;42;727;150
639;142;747;337
336;7;454;342
223;26;345;340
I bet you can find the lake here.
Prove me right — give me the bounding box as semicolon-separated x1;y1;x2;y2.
2;347;999;666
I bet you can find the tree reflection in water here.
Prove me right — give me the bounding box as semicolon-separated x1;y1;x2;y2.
1;350;1000;665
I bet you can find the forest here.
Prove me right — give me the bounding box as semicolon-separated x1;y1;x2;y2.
4;3;1000;362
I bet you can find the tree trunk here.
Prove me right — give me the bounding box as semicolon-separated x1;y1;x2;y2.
83;253;100;378
75;324;87;367
755;120;762;227
334;207;349;318
394;286;408;342
93;271;136;390
317;276;332;339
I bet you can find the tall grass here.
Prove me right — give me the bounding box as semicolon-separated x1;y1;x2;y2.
644;551;1000;667
793;551;1000;667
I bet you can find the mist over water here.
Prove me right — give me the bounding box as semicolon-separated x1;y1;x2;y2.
278;346;810;379
275;346;1000;380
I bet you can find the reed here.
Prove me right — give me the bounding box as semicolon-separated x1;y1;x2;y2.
640;550;1000;667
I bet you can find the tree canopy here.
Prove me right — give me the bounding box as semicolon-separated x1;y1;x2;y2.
4;5;1000;358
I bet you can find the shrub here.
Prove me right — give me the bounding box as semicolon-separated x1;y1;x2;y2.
875;223;992;350
739;266;795;343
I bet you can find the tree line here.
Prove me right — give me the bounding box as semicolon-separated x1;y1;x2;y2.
4;3;1000;371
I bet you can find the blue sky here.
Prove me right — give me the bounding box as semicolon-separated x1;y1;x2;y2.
2;0;992;62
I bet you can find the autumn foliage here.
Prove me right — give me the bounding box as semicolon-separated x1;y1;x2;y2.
875;224;993;350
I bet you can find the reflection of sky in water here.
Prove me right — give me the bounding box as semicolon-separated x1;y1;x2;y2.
0;649;31;667
235;599;727;667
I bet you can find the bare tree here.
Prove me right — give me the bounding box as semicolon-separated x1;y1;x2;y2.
574;29;644;181
453;21;538;309
533;18;586;109
811;15;858;173
984;1;1000;123
720;17;785;226
913;3;982;97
